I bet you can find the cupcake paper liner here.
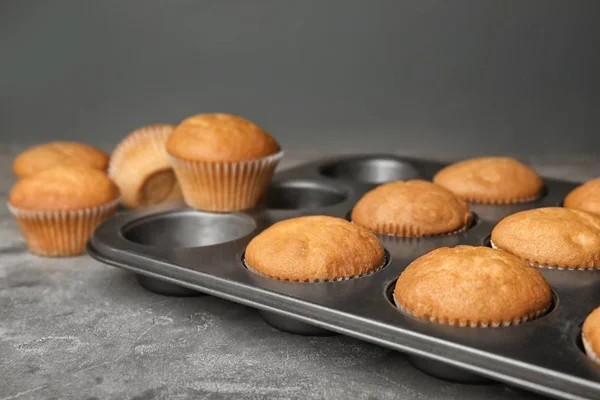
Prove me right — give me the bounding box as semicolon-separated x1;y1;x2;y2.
582;335;600;364
169;151;283;212
462;193;541;205
8;198;120;257
243;251;388;283
108;125;181;208
489;240;598;271
393;293;549;328
351;215;471;239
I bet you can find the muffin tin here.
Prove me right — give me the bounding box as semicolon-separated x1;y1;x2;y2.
87;154;600;400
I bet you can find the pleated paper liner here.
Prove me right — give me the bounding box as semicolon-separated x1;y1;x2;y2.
169;151;283;212
460;192;543;205
582;335;600;365
108;124;182;208
242;250;389;283
490;240;600;271
392;293;550;328
7;198;120;257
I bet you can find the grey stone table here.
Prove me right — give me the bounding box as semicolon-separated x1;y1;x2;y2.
1;151;599;400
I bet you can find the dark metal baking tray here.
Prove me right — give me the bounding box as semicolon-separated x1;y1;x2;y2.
87;154;600;400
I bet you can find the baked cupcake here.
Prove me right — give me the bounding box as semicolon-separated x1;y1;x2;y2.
108;124;183;208
13;141;109;179
582;306;600;364
433;157;543;204
351;180;472;237
8;166;120;256
491;207;600;269
564;178;600;216
245;216;385;281
166;113;282;212
394;246;552;327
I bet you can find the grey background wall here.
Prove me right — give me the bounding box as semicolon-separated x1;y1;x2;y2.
2;0;599;160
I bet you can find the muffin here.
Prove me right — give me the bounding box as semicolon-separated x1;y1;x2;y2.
433;156;543;204
582;306;600;364
108;124;183;208
13;141;109;179
8;166;120;256
166;113;282;212
491;207;600;269
245;216;385;281
564;178;600;216
351;180;472;237
394;246;552;327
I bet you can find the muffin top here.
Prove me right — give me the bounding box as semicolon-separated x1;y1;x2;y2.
394;246;552;326
13;141;109;179
9;166;120;211
245;216;385;281
564;178;600;216
166;113;280;162
433;157;543;204
583;306;600;362
351;180;472;237
491;207;600;269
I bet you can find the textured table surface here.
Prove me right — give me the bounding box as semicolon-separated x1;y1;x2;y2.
1;151;599;400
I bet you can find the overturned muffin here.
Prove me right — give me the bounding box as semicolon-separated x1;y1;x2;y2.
245;216;385;281
8;166;120;256
13;141;109;179
433;157;543;204
109;124;182;208
351;180;472;237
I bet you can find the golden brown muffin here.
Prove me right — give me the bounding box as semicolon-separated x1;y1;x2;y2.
8;166;120;256
491;207;600;269
167;113;283;212
394;246;552;327
582;306;600;364
245;216;385;281
13;141;109;179
351;180;472;236
433;157;543;204
564;178;600;216
109;124;183;208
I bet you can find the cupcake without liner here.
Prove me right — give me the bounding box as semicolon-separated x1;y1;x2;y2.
351;180;472;237
244;216;385;282
8;166;120;257
564;177;600;216
13;141;109;179
394;246;552;327
583;306;600;365
491;207;600;270
433;156;543;204
167;113;282;212
109;124;183;209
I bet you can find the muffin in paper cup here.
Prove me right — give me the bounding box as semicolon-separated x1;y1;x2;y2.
433;156;543;204
166;113;282;212
351;180;472;237
564;177;600;216
490;207;600;270
244;216;385;282
583;306;600;365
394;246;552;328
109;124;183;209
8;166;120;257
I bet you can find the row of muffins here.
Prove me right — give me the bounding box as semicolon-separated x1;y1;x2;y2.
8;113;282;256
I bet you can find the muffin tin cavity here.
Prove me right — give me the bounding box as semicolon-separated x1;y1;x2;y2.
122;210;256;248
319;157;421;184
265;180;347;210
